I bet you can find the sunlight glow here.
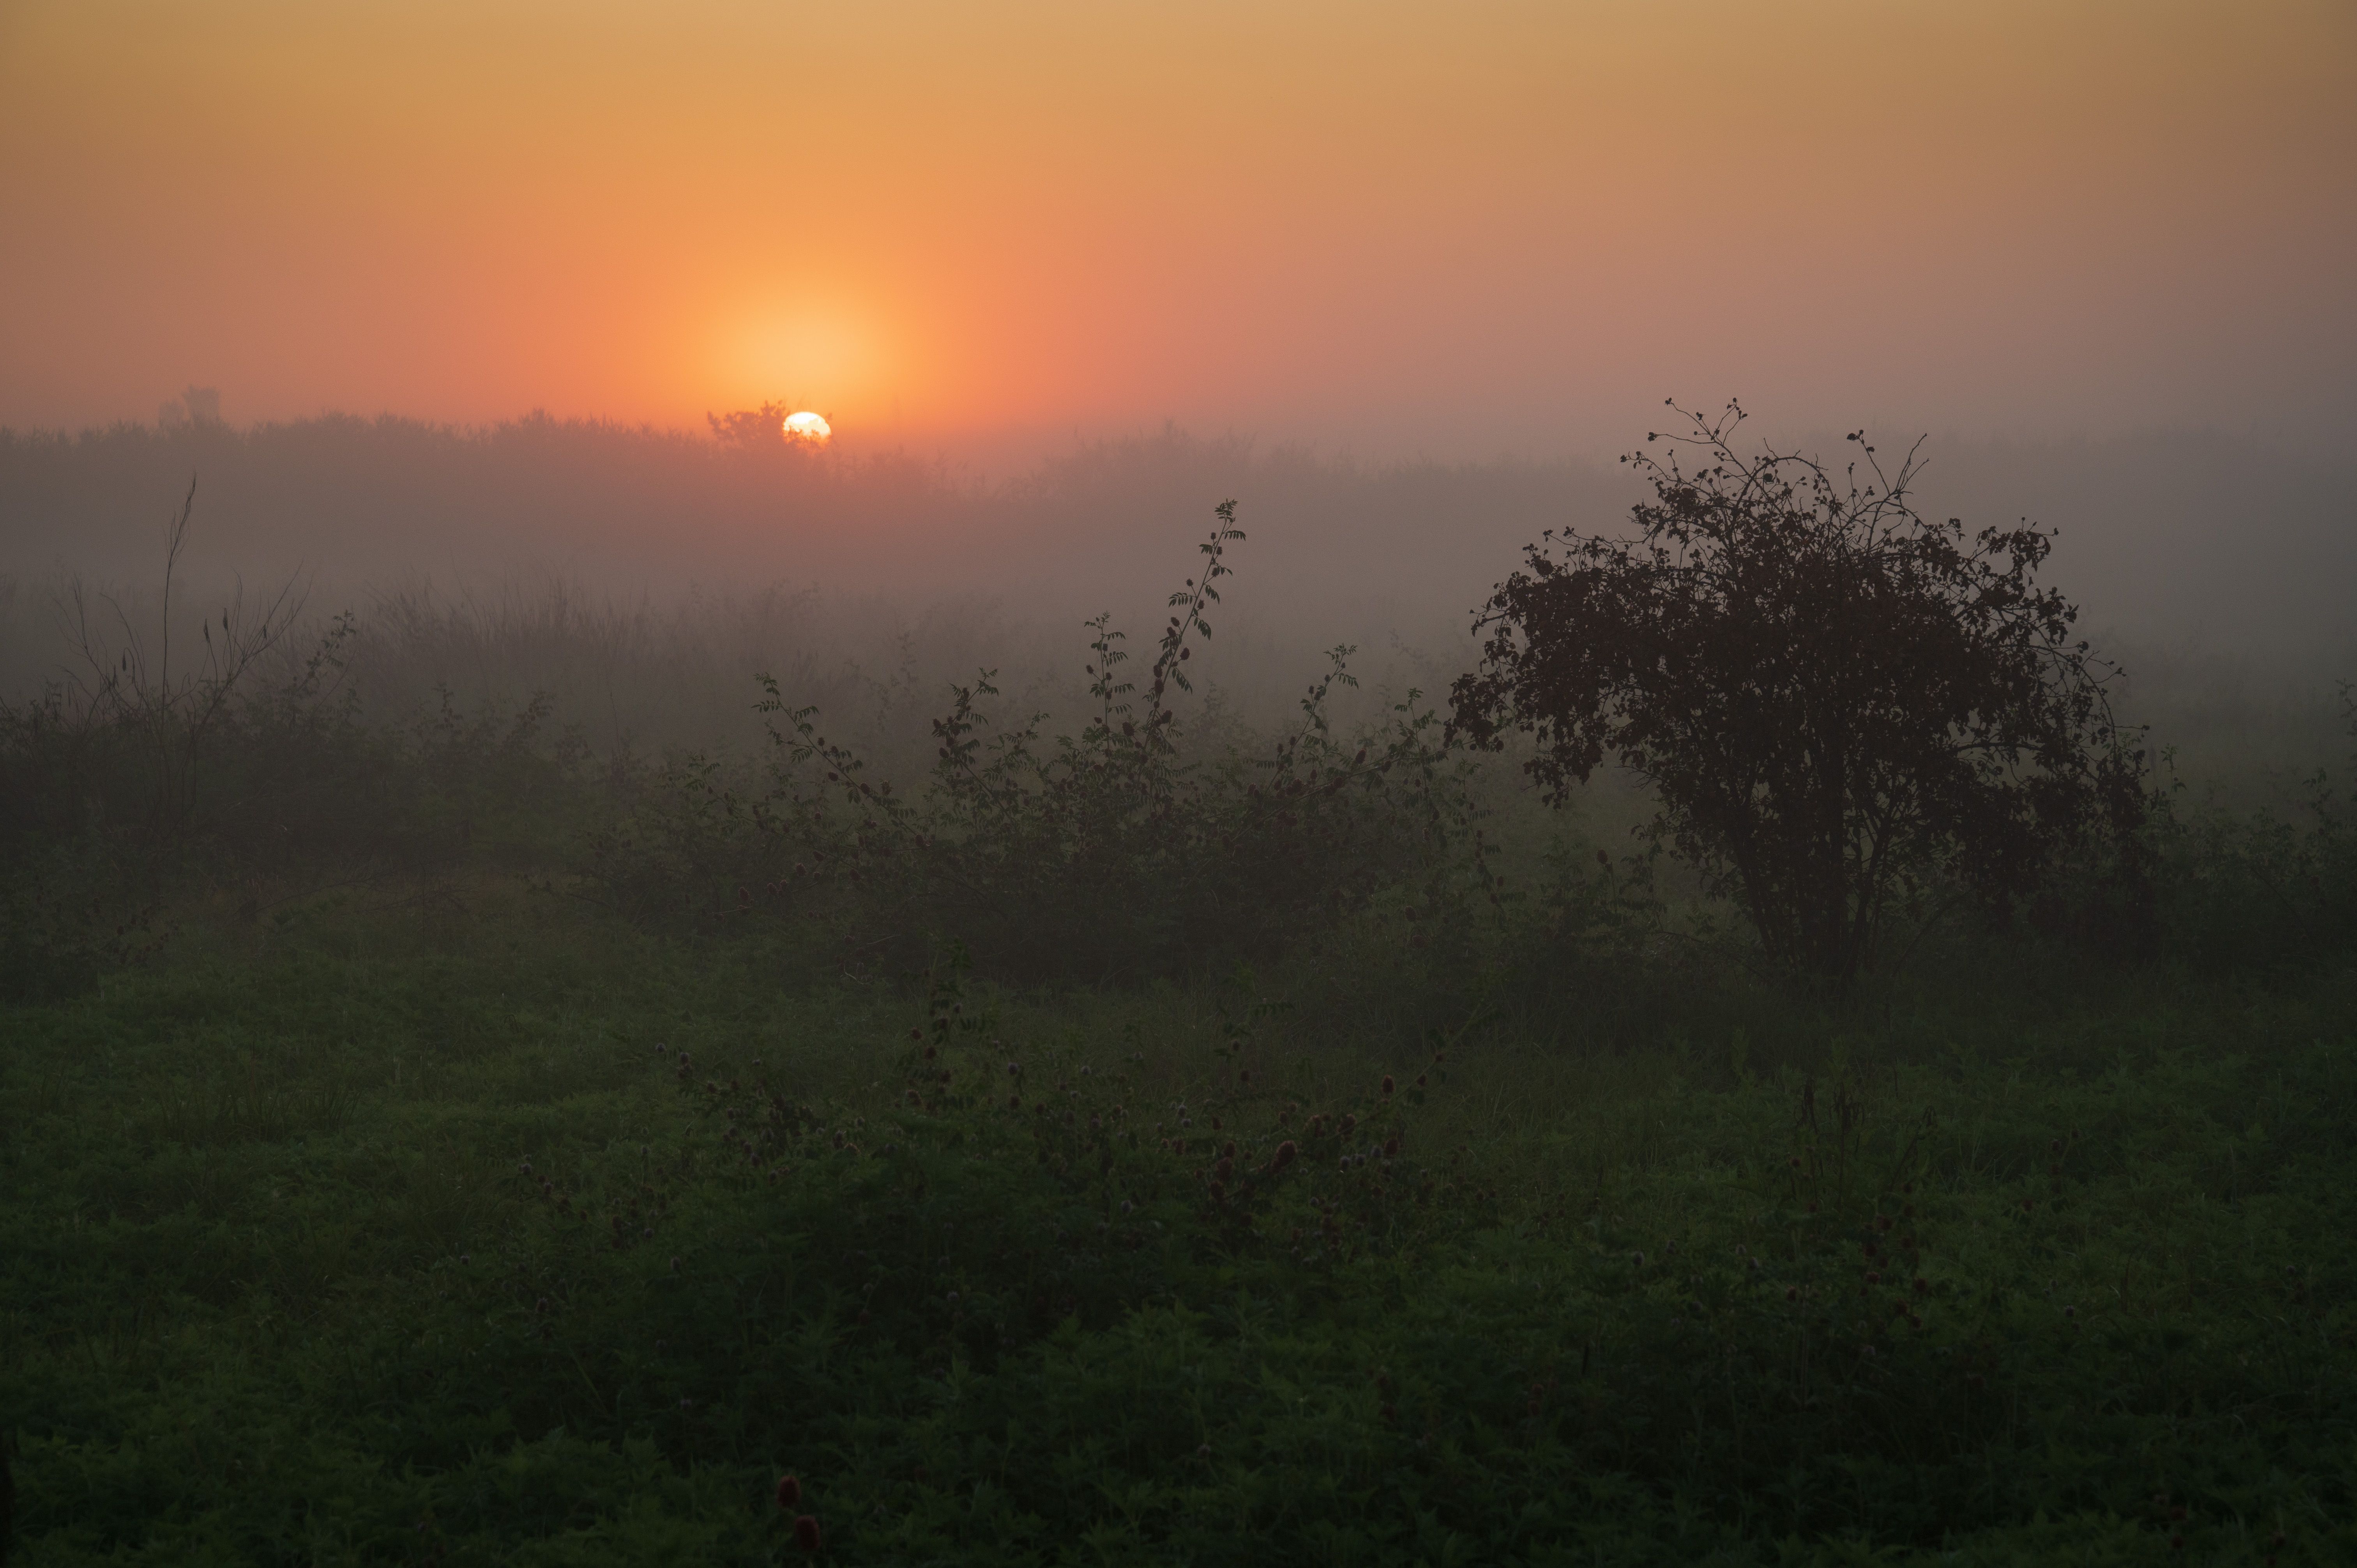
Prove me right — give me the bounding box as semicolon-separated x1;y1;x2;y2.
782;410;832;442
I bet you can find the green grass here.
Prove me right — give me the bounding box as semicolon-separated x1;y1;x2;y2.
4;884;2355;1564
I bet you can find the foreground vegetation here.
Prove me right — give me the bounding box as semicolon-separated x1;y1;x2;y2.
3;878;2354;1563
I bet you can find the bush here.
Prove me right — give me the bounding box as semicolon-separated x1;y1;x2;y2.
1452;402;2143;986
589;507;1488;983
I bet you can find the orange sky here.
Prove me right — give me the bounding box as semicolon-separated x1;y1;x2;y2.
3;0;2352;459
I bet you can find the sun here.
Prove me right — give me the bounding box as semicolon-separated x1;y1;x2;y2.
782;410;832;443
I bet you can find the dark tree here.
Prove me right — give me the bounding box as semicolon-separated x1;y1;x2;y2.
1450;401;2142;984
707;401;802;449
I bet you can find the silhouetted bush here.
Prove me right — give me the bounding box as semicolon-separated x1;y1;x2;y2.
1453;402;2144;987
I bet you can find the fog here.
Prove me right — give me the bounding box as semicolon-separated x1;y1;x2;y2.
3;404;2350;796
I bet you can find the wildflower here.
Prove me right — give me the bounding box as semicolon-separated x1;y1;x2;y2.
1341;1114;1357;1135
1633;1251;1646;1268
793;1514;823;1553
1008;1094;1021;1110
776;1475;803;1510
1913;1276;1928;1295
1866;1270;1882;1286
1383;1136;1401;1158
909;1028;923;1042
2021;1197;2035;1213
1007;1062;1021;1076
1381;1075;1395;1096
1415;1074;1427;1089
1785;1286;1799;1302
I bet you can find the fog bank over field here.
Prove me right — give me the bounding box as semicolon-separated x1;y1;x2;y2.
2;411;2350;787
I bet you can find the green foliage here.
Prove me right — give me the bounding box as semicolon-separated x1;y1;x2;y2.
4;893;2355;1563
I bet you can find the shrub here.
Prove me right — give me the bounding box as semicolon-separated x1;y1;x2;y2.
590;506;1486;982
1451;401;2143;985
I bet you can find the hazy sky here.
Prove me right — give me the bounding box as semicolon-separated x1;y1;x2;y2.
4;1;2353;460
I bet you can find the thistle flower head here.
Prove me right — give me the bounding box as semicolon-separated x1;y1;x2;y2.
775;1474;802;1510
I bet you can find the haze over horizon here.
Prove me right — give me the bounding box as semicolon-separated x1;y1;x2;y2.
5;1;2354;465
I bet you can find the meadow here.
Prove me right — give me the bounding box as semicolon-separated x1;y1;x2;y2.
3;516;2355;1564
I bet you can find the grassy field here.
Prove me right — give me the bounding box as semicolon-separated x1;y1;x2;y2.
5;874;2354;1564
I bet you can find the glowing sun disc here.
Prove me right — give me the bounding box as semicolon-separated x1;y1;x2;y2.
782;410;832;442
